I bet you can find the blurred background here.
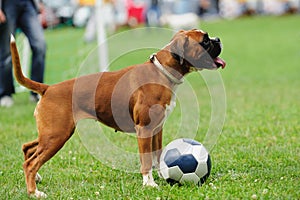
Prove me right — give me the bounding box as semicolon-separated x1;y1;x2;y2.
1;1;299;198
39;0;300;36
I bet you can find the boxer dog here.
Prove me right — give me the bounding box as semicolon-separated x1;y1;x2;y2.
10;29;226;198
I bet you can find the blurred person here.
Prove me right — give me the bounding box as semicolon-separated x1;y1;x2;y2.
198;0;212;16
216;0;220;13
282;0;299;14
219;0;258;18
239;0;257;15
126;0;147;27
159;0;199;30
263;0;286;15
0;0;46;107
198;0;220;17
146;0;161;26
219;0;241;18
261;0;297;15
173;0;199;14
114;0;127;27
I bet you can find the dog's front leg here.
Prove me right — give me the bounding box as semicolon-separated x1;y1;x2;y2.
135;125;158;187
152;128;163;170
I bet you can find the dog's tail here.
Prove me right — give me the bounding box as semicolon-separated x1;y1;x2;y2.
10;34;49;96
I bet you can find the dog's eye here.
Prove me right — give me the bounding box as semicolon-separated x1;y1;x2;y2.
203;38;210;45
200;34;210;49
203;34;210;45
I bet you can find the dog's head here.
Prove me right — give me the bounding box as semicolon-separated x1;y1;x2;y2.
170;29;226;70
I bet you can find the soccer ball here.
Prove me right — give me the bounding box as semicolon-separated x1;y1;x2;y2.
159;138;211;185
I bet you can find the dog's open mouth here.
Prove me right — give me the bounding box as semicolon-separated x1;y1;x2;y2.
214;57;226;69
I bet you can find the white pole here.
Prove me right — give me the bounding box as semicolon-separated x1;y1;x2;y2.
95;0;109;72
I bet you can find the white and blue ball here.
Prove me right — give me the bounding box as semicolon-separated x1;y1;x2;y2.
159;138;211;185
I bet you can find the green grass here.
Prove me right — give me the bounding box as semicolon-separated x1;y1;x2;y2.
1;15;300;199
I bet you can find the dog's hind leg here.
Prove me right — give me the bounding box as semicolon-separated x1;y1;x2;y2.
22;139;43;183
23;124;75;198
23;147;47;198
22;139;38;160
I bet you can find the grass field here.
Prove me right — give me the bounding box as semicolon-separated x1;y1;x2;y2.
1;16;299;199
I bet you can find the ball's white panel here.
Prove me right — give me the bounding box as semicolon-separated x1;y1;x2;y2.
195;162;208;178
168;166;183;181
159;160;170;179
192;145;209;163
177;142;193;155
180;173;200;185
164;139;193;155
199;146;209;161
166;139;184;150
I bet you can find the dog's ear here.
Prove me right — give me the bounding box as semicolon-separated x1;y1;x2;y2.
170;32;189;65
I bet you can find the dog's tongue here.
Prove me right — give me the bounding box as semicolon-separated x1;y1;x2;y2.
214;57;226;69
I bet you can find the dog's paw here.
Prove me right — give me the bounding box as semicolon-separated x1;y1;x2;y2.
144;180;158;187
30;189;47;198
143;173;158;187
35;173;42;183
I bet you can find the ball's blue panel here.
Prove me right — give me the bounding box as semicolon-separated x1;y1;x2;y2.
172;154;198;173
183;138;201;146
164;148;181;167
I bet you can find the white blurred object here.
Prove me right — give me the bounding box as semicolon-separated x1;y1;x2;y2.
264;0;299;14
219;0;241;19
160;13;199;31
263;0;286;15
73;6;92;27
82;2;115;42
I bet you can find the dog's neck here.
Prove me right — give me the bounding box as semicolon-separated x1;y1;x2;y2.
152;50;190;84
150;54;183;85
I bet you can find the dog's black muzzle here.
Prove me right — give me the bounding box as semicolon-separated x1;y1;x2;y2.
200;37;222;59
197;35;226;69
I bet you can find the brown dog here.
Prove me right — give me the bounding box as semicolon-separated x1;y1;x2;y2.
10;29;226;198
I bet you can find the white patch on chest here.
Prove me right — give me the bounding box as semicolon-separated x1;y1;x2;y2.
165;93;176;118
155;92;177;129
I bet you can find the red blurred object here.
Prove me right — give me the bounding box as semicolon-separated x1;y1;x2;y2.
126;0;146;26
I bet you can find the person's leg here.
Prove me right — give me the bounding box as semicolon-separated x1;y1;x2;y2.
0;22;14;98
0;1;18;106
18;0;46;98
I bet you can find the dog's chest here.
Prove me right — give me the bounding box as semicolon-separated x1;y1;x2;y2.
165;93;176;117
154;92;176;129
